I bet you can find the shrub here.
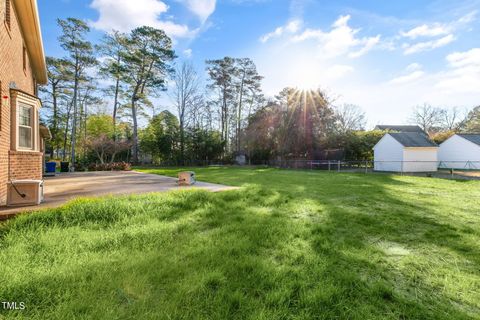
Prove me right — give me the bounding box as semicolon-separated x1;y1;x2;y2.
110;162;131;171
74;162;87;172
87;162;131;171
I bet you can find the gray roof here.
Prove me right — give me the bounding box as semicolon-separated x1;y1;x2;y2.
458;134;480;146
375;125;425;133
389;132;437;147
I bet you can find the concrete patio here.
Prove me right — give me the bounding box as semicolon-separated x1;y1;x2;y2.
0;171;237;219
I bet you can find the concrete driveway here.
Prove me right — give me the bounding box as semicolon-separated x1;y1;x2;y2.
0;171;237;219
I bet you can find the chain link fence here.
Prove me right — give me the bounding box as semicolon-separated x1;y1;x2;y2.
138;159;480;180
263;160;480;180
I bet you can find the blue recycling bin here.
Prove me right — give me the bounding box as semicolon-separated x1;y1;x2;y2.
45;162;57;173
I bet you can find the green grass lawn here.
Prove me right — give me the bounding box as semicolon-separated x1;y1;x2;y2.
1;167;479;319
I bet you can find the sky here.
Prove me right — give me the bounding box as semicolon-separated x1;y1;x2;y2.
38;0;480;128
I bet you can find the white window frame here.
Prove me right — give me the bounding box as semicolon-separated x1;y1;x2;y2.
17;103;34;150
11;90;41;152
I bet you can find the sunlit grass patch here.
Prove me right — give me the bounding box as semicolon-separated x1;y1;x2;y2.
0;167;479;319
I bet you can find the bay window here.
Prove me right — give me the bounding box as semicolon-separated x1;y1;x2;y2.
18;104;33;149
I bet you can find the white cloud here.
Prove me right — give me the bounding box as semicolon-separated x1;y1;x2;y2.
389;71;425;84
255;15;379;96
401;11;476;39
389;63;425;84
90;0;197;38
403;34;455;55
254;11;479;126
259;19;302;43
399;11;476;55
436;48;480;93
400;24;451;39
253;41;356;93
457;10;477;24
183;48;193;58
446;47;480;67
349;35;381;58
181;0;216;23
324;65;355;79
291;15;381;58
406;62;422;72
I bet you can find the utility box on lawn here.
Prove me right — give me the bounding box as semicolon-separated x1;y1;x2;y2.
178;171;196;186
7;180;44;206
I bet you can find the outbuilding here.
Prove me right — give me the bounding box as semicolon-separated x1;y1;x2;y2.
373;133;438;172
438;134;480;169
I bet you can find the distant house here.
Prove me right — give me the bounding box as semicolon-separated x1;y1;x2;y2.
1;0;48;206
373;133;438;172
438;134;480;169
375;125;426;134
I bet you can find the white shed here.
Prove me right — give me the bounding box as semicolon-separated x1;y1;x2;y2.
438;134;480;169
373;133;438;172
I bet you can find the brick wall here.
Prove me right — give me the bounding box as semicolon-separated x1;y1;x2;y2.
8;151;42;180
0;0;40;206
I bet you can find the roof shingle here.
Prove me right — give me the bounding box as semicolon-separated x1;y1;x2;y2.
375;125;425;133
389;132;437;147
458;134;480;146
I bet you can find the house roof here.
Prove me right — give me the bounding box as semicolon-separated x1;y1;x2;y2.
457;134;480;146
389;132;437;147
12;0;47;84
375;125;425;133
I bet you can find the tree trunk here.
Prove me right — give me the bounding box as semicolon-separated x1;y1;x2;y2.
237;72;245;153
113;77;120;138
180;117;185;165
51;83;58;158
222;85;228;155
70;58;79;171
62;101;73;161
131;96;139;164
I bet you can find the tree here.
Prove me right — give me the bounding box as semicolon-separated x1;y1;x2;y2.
78;81;103;159
40;57;72;158
57;18;96;170
276;88;335;158
206;57;237;152
244;102;279;162
461;106;480;132
188;94;208;130
185;128;224;163
122;26;176;163
431;130;456;144
85;115;131;164
409;103;442;134
244;88;336;161
327;130;385;160
334;104;366;133
233;58;263;152
97;30;128;132
140;111;179;164
440;107;462;131
205;57;264;154
171;62;201;163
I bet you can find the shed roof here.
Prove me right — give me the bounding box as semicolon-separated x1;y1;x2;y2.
457;134;480;146
375;125;425;133
389;132;437;147
39;125;51;139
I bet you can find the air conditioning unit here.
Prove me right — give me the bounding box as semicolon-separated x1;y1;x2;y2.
178;171;196;186
7;180;44;206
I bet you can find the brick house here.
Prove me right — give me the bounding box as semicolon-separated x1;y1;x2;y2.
0;0;47;206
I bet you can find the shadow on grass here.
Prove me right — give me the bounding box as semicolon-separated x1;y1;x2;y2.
1;168;479;319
